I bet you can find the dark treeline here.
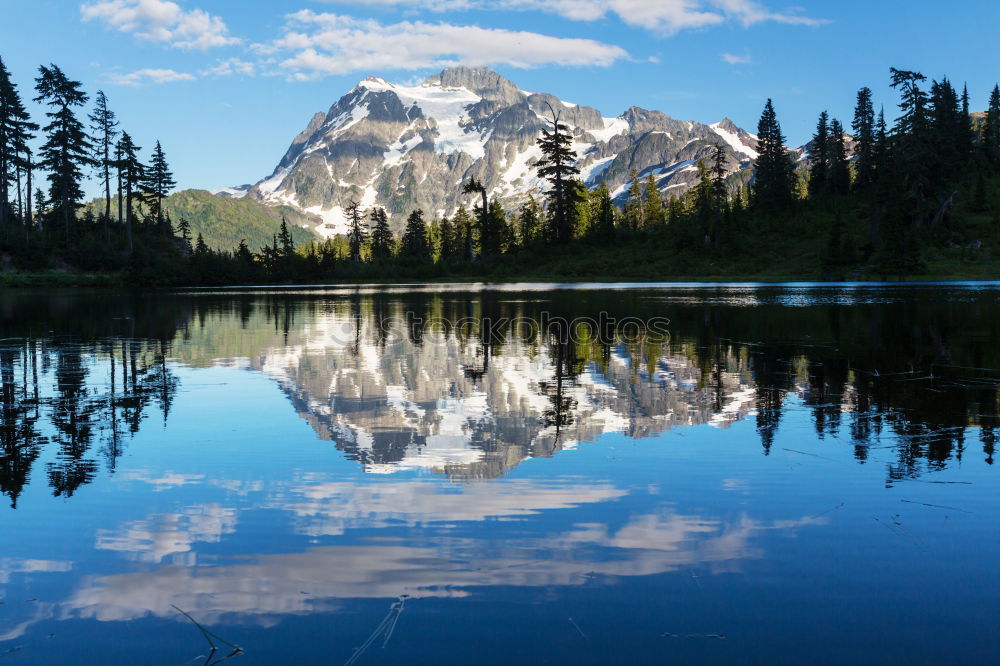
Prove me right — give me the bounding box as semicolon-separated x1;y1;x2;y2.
2;287;996;504
2;57;999;283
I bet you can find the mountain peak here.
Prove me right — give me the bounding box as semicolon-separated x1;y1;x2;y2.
424;66;523;104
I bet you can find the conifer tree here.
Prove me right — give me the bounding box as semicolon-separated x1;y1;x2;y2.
115;132;143;251
369;207;393;261
874;108;889;182
462;176;491;258
88;90;118;226
277;217;295;258
692;160;714;234
477;187;507;258
889;68;934;216
590;182;615;239
710;145;728;212
751;99;796;211
518;195;542;247
571;180;590;237
808;111;831;198
624;169;643;231
535;105;581;243
828;119;850;195
0;57;37;229
176;217;192;249
851;87;876;190
143;141;175;228
452;205;475;261
438;215;458;261
401;209;429;260
344;200;367;262
983;85;1000;168
643;173;664;228
34;64;94;236
960;83;974;162
929;78;964;181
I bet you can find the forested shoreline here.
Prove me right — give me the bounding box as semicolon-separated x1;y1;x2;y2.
1;57;998;286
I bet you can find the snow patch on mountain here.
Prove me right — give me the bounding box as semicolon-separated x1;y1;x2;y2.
710;121;758;160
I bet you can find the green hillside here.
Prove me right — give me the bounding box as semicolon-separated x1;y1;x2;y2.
164;190;319;251
85;190;319;252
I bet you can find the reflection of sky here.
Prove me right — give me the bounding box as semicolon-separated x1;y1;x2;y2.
0;363;840;641
1;305;998;664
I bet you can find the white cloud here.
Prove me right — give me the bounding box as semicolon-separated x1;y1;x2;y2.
721;52;752;64
202;57;256;77
317;0;828;34
80;0;241;50
107;68;196;86
259;11;630;80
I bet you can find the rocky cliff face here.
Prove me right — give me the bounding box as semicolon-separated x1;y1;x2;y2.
234;67;761;237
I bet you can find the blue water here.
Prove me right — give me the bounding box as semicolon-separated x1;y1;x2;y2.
0;284;997;664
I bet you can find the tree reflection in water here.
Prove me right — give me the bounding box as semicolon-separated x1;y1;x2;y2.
1;285;998;505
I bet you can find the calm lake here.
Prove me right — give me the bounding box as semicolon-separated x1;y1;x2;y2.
1;283;998;665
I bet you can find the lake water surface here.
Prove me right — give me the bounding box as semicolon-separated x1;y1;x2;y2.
1;283;998;664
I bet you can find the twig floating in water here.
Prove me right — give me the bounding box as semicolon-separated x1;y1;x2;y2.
900;499;972;514
345;596;408;666
171;605;243;665
661;633;726;639
782;448;836;461
568;617;590;641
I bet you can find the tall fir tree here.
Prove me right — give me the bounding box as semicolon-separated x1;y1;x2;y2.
344;200;367;262
960;83;974;162
176;217;192;249
851;87;876;190
643;173;664;228
752;98;796;212
115;132;143;252
828;119;851;196
874;107;889;182
929;78;964;182
889;68;934;217
0;57;37;228
452;205;475;261
401;209;429;260
369;207;393;261
623;169;643;230
710;144;729;212
808;110;831;198
983;84;1000;168
535;106;581;243
590;182;615;239
437;215;459;261
143;140;175;229
277;217;295;258
33;64;94;236
518;195;542;247
88;90;118;226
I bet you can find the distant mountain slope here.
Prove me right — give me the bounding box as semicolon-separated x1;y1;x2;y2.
232;66;761;237
165;190;318;251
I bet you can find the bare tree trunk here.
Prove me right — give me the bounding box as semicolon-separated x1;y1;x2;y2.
0;150;8;229
25;156;32;236
125;183;133;253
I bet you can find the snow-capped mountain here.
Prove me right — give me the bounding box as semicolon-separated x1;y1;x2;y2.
240;67;760;237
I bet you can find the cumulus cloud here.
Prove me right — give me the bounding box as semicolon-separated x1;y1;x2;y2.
202;57;256;77
317;0;828;34
257;10;630;80
80;0;241;49
107;68;196;86
721;52;752;64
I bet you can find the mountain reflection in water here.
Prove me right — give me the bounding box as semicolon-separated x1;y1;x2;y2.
0;285;997;665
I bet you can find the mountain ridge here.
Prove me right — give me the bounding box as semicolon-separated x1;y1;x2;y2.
219;66;761;236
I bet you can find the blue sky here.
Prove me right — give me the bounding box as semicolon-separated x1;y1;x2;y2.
3;0;998;194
